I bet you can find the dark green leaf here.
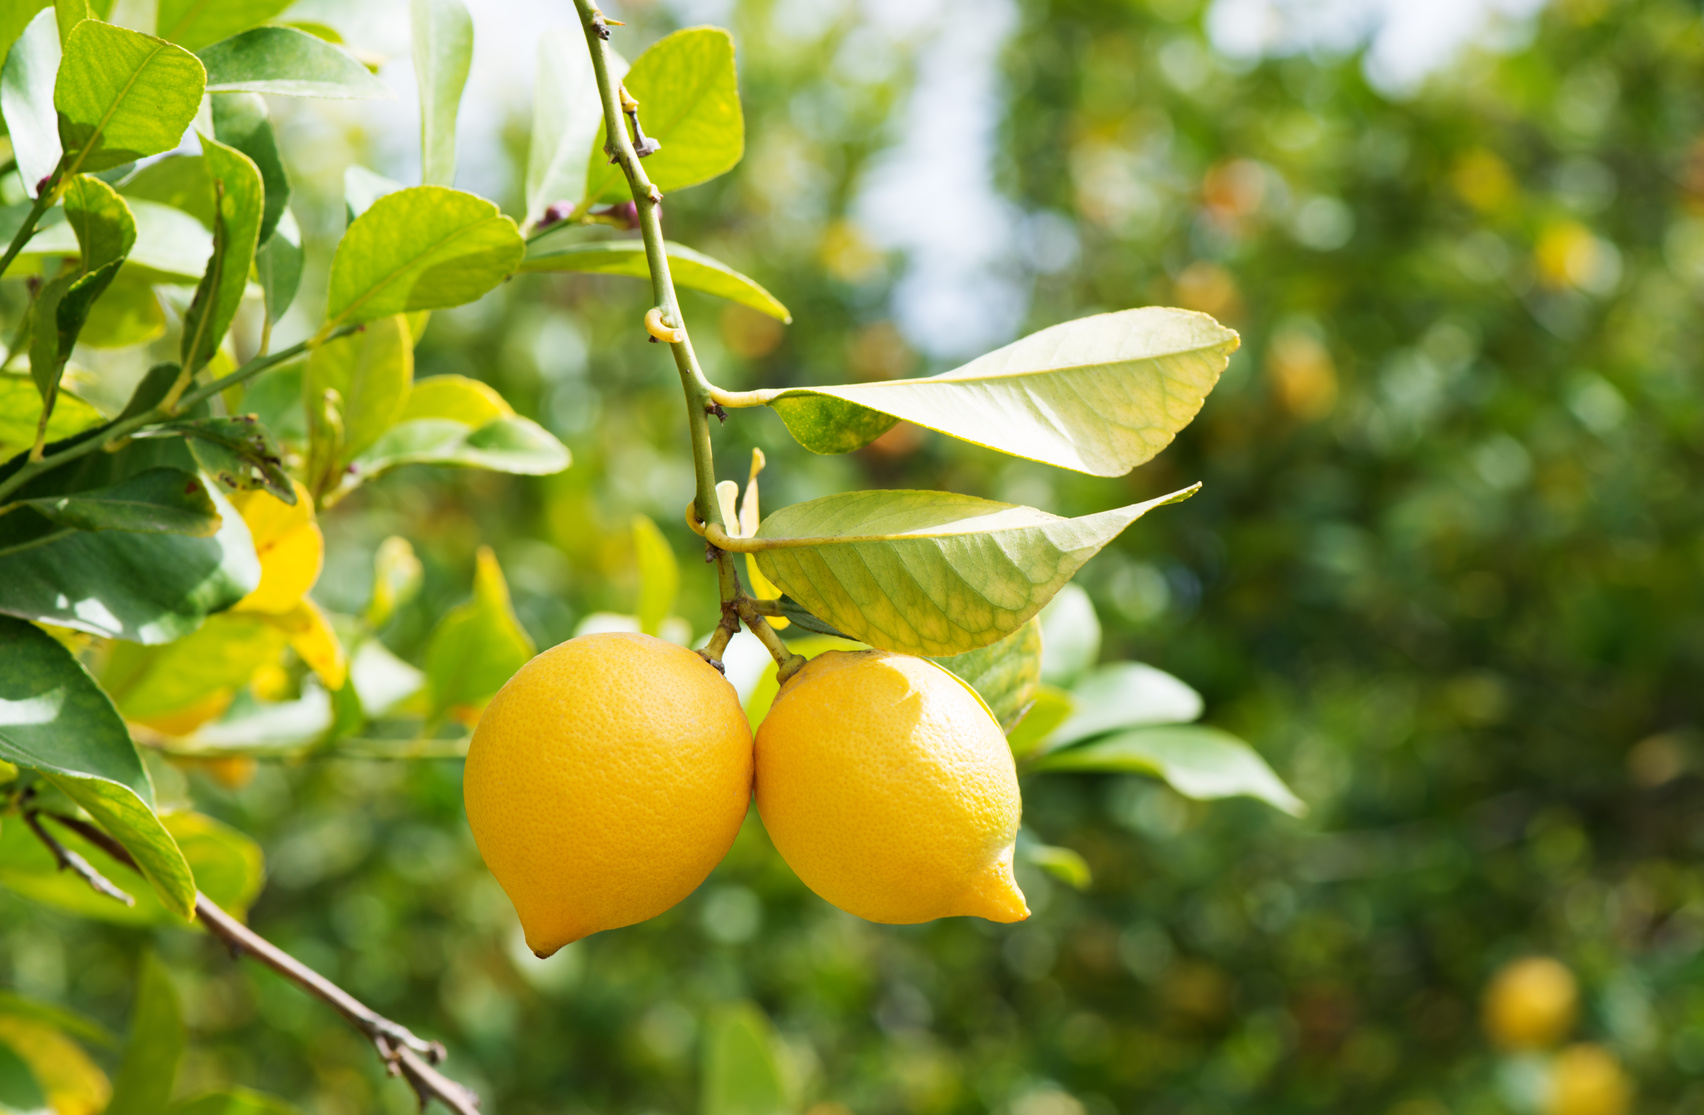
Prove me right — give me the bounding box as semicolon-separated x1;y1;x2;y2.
0;616;197;913
255;207;301;321
411;0;471;187
585;27;743;205
198;26;391;99
323;185;524;328
210;92;288;243
756;308;1239;475
772;595;849;638
1034;724;1306;816
521;237;791;322
105;953;184;1115
749;485;1199;657
28;175;134;412
137;415;293;502
18;467;219;535
0;1039;48;1113
156;0;290;52
179;133;261;373
932;617;1042;731
55;21;205;175
1;9;61;197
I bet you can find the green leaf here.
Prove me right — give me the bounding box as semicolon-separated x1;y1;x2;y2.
701;1002;788;1115
342;164;403;223
1045;662;1204;751
344;415;569;494
1006;685;1073;758
424;546;535;720
170;1089;303;1115
0;807;260;925
20;198;212;282
179;134;261;373
0;376;100;457
1;9;61;197
55;20;205;175
0;431;260;642
772;595;849;638
0;615;153;804
632;513;677;637
304;313;412;470
1018;836;1091;889
931;617;1041;731
758;308;1239;475
102;612;283;723
1037;582;1100;687
29;175;135;411
0;616;197;913
210;92;288;244
105;953;184;1115
1034;724;1306;816
61;172;133;267
136;415;292;502
585;27;743;206
156;0;289;52
198;26;391;98
78;271;164;347
323;186;524;329
397;373;509;424
521;237;791;322
0;990;116;1048
0;0;52;74
525;27;622;224
17;467;219;535
119;152;213;226
748;485;1200;657
365;535;422;628
0;1034;50;1112
411;0;471;187
255;207;301;322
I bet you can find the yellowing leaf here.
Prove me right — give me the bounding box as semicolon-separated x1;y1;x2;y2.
105;613;286;727
229;480;322;614
0;1015;110;1115
260;598;347;690
398;374;511;424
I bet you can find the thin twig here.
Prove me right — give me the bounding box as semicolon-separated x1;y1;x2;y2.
22;811;135;906
32;812;480;1114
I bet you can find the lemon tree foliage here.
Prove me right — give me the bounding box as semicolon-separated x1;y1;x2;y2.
0;3;1260;1110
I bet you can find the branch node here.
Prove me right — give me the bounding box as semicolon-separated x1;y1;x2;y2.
704;540;721;563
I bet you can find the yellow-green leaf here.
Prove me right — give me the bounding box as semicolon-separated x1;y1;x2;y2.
304;313;413;472
701;1002;788;1115
156;0;290;52
756;308;1238;475
1034;724;1305;816
411;0;471;187
931;617;1041;731
55;20;205;175
424;546;535;721
520;237;790;322
105;953;184;1115
632;513;678;637
746;485;1199;656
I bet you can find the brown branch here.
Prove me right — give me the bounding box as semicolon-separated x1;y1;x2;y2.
22;810;135;907
33;812;480;1113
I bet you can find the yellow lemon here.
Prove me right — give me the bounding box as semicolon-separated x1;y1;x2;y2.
464;632;752;956
1546;1044;1632;1115
1484;957;1579;1049
754;650;1028;924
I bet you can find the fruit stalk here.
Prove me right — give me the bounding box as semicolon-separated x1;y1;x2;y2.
573;0;791;659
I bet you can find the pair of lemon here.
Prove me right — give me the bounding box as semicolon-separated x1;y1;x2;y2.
464;632;1029;957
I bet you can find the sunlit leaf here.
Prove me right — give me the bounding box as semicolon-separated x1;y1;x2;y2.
55;20;205;175
425;545;535;722
78;271;164;347
304;314;412;486
105;953;184;1115
343;414;569;496
103;612;284;726
17;467;219;536
156;0;289;52
411;0;471;187
198;26;391;99
1005;685;1073;759
365;535;422;628
1018;835;1091;889
748;485;1199;656
521;237;790;322
633;513;678;637
18;198;212;282
0;377;101;459
210;91;289;244
585;27;743;205
1034;724;1306;816
1037;582;1100;687
2;9;61;197
701;1001;788;1115
1044;662;1204;751
931;618;1042;731
757;308;1238;475
525;28;622;224
397;374;510;424
323;186;524;329
179;134;262;373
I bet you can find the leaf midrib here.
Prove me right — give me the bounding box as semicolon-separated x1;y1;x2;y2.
327;209;503;328
63;38;176;180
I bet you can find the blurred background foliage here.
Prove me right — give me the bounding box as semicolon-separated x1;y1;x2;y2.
3;0;1701;1112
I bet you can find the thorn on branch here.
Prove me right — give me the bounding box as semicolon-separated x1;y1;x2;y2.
588;7;620;38
708;402;727;423
704;540;722;563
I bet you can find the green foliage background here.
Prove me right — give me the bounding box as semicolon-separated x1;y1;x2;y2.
3;0;1701;1113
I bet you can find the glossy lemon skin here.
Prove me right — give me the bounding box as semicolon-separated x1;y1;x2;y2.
754;650;1028;925
464;632;753;956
